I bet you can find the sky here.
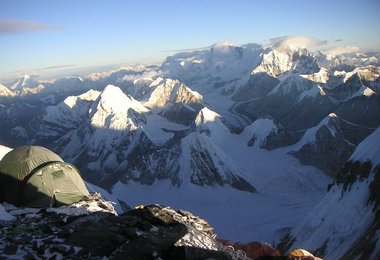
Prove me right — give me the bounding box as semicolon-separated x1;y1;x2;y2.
0;0;379;80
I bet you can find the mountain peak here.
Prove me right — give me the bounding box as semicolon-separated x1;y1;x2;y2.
0;84;15;97
195;107;221;126
254;47;319;77
328;112;338;118
9;74;39;91
290;113;355;176
98;85;148;114
89;85;148;130
194;107;230;142
211;41;235;51
145;78;202;109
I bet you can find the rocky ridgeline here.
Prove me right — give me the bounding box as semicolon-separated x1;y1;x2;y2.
0;199;321;259
0;196;242;259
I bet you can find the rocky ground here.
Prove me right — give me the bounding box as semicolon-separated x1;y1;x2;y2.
0;194;240;259
0;193;323;259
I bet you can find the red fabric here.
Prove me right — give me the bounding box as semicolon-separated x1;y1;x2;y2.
233;241;279;259
216;238;282;259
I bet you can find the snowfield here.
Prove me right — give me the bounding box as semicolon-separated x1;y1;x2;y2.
113;126;330;244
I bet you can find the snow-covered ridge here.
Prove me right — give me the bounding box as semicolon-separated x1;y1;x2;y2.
195;107;222;126
160;42;263;96
288;112;356;176
194;107;230;142
294;113;339;147
290;126;380;259
43;89;102;131
88;65;147;81
0;84;15;97
241;118;277;148
1;75;44;96
291;179;375;259
253;48;295;77
268;74;316;98
350;126;380;166
64;89;101;109
145;78;203;109
253;47;319;77
330;66;380;86
300;68;329;84
0;145;12;160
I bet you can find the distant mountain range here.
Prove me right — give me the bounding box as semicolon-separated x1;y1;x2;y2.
1;42;379;259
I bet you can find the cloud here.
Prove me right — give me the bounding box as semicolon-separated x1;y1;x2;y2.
335;39;343;42
41;64;77;71
322;45;361;56
0;19;61;34
270;35;327;50
163;45;212;53
166;42;239;53
8;64;77;76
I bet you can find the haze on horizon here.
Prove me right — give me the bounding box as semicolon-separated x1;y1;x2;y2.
1;0;379;81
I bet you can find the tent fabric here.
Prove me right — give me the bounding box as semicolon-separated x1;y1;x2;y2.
22;162;90;207
0;146;63;181
0;146;90;207
288;249;314;257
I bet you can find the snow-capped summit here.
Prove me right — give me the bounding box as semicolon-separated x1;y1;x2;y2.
42;89;101;134
179;132;257;193
95;85;148;114
0;84;15;97
295;113;339;146
90;85;148;130
160;42;262;95
194;107;230;142
145;79;202;109
253;47;320;77
325;66;379;102
290;113;355;176
317;48;380;70
210;41;235;51
327;66;379;89
300;67;329;84
355;65;380;81
195;107;222;126
36;86;152;186
1;75;46;96
144;78;203;125
233;47;321;102
9;74;40;91
33;81;259;193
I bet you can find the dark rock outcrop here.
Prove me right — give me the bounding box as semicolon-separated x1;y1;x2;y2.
0;204;234;259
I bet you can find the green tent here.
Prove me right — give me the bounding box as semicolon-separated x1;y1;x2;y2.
0;146;90;207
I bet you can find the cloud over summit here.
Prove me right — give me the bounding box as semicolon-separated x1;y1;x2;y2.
270;35;327;50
